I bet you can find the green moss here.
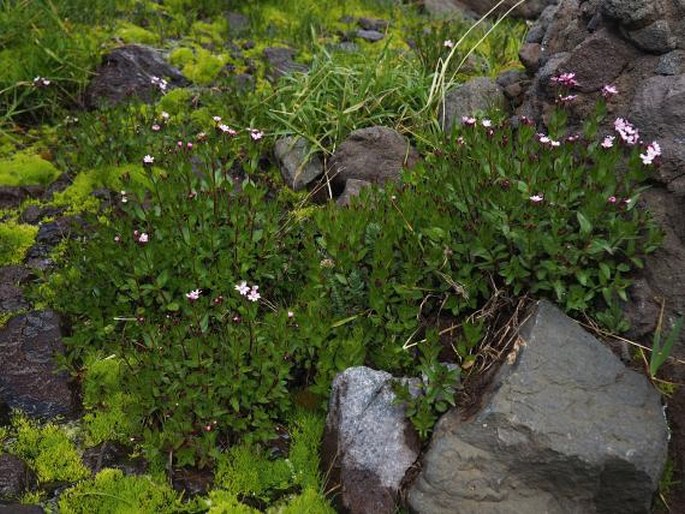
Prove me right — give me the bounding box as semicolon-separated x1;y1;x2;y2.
52;163;152;213
207;491;261;514
82;355;137;446
268;487;335;514
169;47;195;67
181;47;229;85
157;87;194;115
58;468;182;514
0;150;61;186
214;442;293;500
0;221;38;266
189;19;228;46
115;22;161;45
287;409;326;490
11;413;90;484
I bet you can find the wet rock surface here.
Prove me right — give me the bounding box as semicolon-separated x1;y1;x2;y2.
0;310;75;419
409;300;668;514
0;454;35;501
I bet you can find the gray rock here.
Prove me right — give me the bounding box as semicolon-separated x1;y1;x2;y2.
274;136;323;191
0;310;74;418
601;0;656;27
83;45;187;109
440;77;506;132
656;50;685;75
518;43;542;73
356;29;384;42
0;185;45;210
336;179;372;206
226;11;249;37
263;47;307;82
627;20;677;54
0;454;34;500
409;300;668;514
0;266;31;315
0;506;44;514
321;367;420;514
358;18;389;32
328;126;419;189
424;0;557;19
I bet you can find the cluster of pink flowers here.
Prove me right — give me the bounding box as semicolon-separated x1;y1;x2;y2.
152;111;170;132
461;116;476;127
640;141;661;165
613;117;640;145
177;140;193;150
235;281;261;302
601;135;615;149
550;72;579;88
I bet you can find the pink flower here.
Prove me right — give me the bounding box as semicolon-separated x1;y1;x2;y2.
558;94;577;104
177;141;183;148
566;134;580;143
456;136;465;145
550;72;579;88
186;289;201;302
151;124;161;132
538;134;560;147
607;196;617;204
601;135;615;149
249;129;264;141
235;281;250;296
601;84;618;99
247;285;261;302
187;142;193;149
461;116;476;126
640;141;661;165
114;235;121;243
137;232;149;244
613;117;639;145
529;194;544;203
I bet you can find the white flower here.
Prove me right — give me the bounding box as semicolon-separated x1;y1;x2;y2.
601;135;615;149
186;289;201;301
247;285;261;302
213;116;222;122
529;194;544;203
640;141;661;165
138;232;149;244
161;111;170;121
482;119;492;128
143;154;155;164
443;39;454;49
235;281;250;296
249;129;264;141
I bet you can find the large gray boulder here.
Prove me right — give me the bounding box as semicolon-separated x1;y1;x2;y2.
423;0;557;19
321;367;420;514
408;300;668;514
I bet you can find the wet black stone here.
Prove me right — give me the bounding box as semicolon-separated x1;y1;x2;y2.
0;454;35;500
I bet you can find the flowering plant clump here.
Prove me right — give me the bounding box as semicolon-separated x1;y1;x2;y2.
45;62;661;468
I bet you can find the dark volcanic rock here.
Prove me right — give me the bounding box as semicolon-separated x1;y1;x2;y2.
408;300;668;514
0;310;74;419
0;266;32;315
0;454;35;500
336;179;372;207
83;45;187;109
0;186;45;210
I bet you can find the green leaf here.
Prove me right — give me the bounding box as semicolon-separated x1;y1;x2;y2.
577;212;592;235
